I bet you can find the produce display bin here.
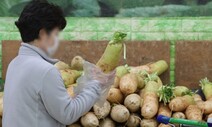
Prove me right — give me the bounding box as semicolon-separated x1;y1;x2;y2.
2;40;212;88
1;40;212;127
2;40;170;83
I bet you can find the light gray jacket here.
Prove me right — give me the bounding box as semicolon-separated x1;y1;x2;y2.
3;43;101;127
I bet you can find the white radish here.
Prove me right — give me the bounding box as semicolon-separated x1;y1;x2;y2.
140;119;158;127
136;74;145;89
139;89;145;107
93;101;111;119
112;66;129;88
120;73;138;95
110;105;130;123
141;92;159;119
112;77;120;88
80;112;99;127
124;94;141;112
185;105;202;121
172;112;186;127
107;88;124;104
126;114;140;127
54;61;70;70
71;56;84;71
158;124;172;127
172;112;186;119
99;118;115;127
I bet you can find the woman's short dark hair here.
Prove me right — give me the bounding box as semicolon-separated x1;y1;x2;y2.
15;0;66;42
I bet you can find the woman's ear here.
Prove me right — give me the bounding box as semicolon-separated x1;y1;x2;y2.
39;28;47;40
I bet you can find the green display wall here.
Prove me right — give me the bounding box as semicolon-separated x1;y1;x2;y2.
0;17;212;83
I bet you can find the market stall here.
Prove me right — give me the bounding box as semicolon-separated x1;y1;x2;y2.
1;32;212;127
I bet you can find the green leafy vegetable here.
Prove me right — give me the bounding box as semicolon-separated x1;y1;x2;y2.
158;84;175;104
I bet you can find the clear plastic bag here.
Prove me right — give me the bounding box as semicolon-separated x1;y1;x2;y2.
74;61;115;107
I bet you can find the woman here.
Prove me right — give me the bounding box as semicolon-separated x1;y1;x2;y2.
3;0;114;127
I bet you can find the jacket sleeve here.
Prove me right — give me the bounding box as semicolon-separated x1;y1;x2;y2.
40;67;101;125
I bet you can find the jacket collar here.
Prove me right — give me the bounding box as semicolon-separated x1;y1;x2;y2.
19;43;59;65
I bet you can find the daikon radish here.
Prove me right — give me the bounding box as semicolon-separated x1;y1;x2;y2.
158;124;172;127
173;86;191;97
141;92;159;119
80;112;99;127
107;88;124;104
172;112;186;119
120;73;138;95
130;60;168;76
158;103;172;117
200;78;212;100
60;69;82;88
112;65;129;88
71;56;84;71
54;61;70;70
126;114;140;127
148;60;168;75
110;105;130;123
124;94;141;112
158;103;172;127
97;32;127;73
140;119;158;127
112;77;120;88
172;112;186;127
139;89;145;98
99;118;115;127
143;80;160;94
169;95;194;112
93;101;111;119
185;105;202;121
193;94;212;114
129;65;150;74
193;94;203;102
141;73;161;118
139;89;145;107
136;74;145;89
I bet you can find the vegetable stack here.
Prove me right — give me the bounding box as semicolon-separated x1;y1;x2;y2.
66;59;169;127
1;32;211;127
